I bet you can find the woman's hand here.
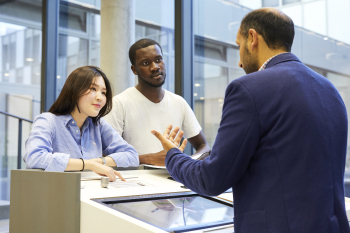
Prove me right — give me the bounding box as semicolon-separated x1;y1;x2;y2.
65;158;124;181
85;160;125;181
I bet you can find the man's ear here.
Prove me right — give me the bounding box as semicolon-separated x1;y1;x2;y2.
131;65;137;75
248;28;259;51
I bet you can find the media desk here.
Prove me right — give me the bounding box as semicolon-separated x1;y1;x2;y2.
10;169;234;233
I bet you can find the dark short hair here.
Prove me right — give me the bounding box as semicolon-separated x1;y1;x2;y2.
49;66;112;125
240;8;294;52
129;38;163;66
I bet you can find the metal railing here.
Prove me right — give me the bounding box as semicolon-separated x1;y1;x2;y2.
0;111;33;169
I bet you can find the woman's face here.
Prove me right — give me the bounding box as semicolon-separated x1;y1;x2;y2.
77;76;107;118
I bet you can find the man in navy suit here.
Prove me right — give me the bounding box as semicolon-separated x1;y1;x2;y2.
151;7;350;233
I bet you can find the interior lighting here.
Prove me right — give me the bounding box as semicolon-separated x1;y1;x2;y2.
200;97;204;100
4;73;9;76
194;93;198;96
194;83;201;87
323;37;329;41
57;75;61;79
26;58;34;62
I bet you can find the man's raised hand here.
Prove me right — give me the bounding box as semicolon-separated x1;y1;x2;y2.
151;124;187;153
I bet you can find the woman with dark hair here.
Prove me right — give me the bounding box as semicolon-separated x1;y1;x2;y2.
24;66;139;181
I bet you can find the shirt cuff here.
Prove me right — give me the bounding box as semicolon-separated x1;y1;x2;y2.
45;153;70;172
108;152;139;167
165;148;183;166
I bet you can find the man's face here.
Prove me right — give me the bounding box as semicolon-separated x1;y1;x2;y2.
132;45;166;88
236;28;260;74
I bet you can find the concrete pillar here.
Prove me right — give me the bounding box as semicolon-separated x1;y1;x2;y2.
100;0;135;95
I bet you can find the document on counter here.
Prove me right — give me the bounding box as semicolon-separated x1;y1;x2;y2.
109;180;153;189
217;193;233;203
143;164;166;169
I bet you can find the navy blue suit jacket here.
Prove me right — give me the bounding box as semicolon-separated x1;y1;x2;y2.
166;53;349;233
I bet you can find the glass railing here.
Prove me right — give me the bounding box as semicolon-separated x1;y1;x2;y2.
0;111;33;207
0;111;33;169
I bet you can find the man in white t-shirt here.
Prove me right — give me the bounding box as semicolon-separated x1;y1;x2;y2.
104;38;210;166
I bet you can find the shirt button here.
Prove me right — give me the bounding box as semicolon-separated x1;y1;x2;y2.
72;121;75;124
76;130;79;133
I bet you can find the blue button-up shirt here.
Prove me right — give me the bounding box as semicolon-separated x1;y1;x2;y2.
24;113;139;171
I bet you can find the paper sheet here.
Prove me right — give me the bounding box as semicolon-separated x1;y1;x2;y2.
108;180;152;188
143;164;166;169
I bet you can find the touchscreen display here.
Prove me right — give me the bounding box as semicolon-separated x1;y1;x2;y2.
105;195;234;231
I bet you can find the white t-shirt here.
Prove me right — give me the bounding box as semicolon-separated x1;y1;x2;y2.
104;87;202;155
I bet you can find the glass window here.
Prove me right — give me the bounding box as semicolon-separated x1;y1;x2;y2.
91;13;101;39
283;0;301;5
59;4;87;32
24;29;41;66
195;38;226;62
55;0;175;95
90;41;100;66
194;0;350;197
0;0;42;204
57;35;88;94
194;61;228;146
193;0;246;147
135;0;175;92
262;0;279;7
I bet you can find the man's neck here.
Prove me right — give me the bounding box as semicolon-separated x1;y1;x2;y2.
135;84;165;103
258;49;287;68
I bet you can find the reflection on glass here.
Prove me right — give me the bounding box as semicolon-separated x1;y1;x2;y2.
57;35;88;95
262;0;279;7
283;0;301;5
229;68;245;83
108;196;233;231
60;4;87;32
193;0;350;188
90;41;100;66
194;61;229;147
0;5;42;201
91;13;101;39
0;12;41;201
195;38;226;61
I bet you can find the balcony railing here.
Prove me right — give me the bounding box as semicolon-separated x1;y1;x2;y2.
0;111;33;169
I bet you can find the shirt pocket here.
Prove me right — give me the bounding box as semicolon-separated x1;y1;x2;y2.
234;210;268;233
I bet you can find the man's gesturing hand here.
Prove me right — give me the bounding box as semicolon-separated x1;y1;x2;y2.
151;125;187;153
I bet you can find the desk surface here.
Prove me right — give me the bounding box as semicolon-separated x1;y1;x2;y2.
80;169;190;200
80;169;234;233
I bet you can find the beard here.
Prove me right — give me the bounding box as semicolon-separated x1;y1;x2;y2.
242;44;260;74
138;71;166;88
